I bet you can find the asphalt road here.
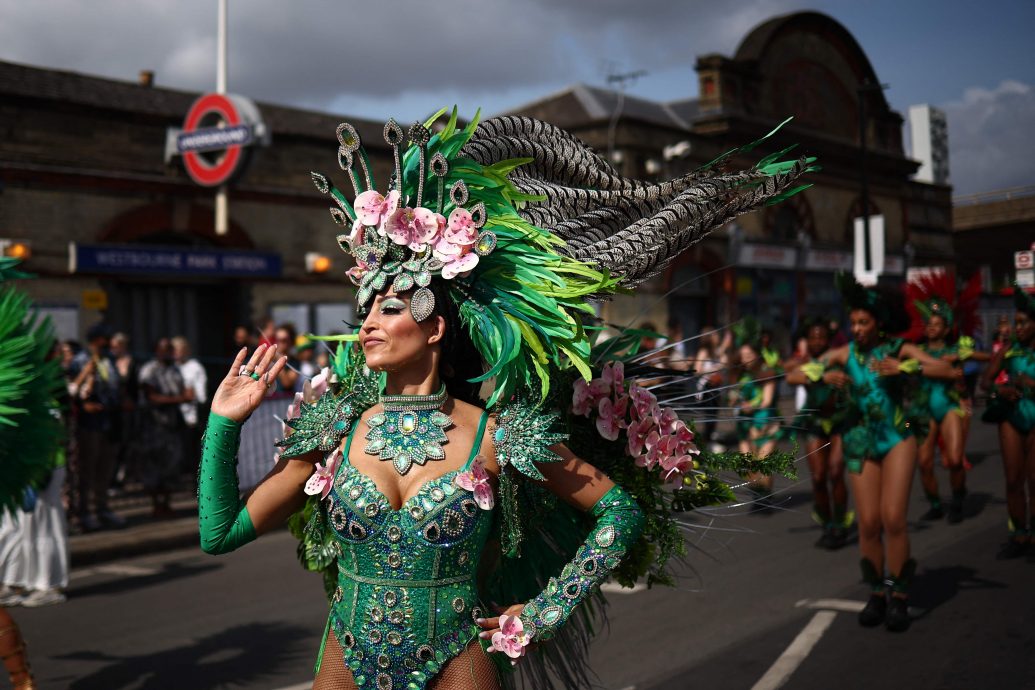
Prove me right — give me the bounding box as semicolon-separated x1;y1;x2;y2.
17;419;1034;689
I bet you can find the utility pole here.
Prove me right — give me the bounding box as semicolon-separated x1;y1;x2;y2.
606;69;647;167
215;0;229;235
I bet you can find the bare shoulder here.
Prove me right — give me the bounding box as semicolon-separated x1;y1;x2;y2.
824;344;850;365
447;398;498;472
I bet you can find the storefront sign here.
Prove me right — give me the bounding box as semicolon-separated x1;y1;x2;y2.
69;243;281;278
164;93;269;187
739;243;797;269
1015;250;1033;270
805;249;852;272
81;289;108;310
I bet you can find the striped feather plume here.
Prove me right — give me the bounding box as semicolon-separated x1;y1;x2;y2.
462;116;816;286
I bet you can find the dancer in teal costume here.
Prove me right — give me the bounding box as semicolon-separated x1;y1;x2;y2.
197;111;811;689
905;273;988;524
815;275;955;632
784;317;851;549
981;286;1035;559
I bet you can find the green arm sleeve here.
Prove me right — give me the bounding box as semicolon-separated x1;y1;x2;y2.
198;412;257;555
519;484;644;641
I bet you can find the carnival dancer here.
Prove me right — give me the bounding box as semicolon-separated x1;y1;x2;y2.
0;258;65;689
731;319;781;499
784;317;851;549
904;273;987;524
198;111;811;688
980;287;1035;559
816;275;955;632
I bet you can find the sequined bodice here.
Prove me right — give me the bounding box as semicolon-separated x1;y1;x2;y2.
323;413;494;690
846;341;900;417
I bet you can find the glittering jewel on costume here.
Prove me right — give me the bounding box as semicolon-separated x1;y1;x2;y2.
365;385;453;475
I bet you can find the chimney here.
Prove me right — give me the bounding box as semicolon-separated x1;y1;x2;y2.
139;70;155;88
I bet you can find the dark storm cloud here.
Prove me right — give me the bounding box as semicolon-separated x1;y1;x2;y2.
0;0;792;111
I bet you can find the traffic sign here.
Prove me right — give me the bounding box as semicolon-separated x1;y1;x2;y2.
1015;251;1033;270
165;93;268;187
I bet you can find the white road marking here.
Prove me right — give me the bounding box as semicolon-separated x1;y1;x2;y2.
795;597;865;613
600;582;647;594
70;563;162;581
97;564;161;577
751;610;837;690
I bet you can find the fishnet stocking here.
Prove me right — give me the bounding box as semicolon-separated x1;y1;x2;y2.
314;631;500;690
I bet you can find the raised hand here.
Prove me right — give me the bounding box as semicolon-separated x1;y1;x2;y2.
210;344;288;423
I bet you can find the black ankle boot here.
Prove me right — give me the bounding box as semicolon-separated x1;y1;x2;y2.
885;558;916;632
859;592;887;627
885;596;910;632
858;558;886;627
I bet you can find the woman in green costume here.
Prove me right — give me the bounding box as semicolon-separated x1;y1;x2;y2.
911;302;988;524
980;287;1035;559
197;111;811;689
731;331;781;498
816;275;955;632
784;317;851;549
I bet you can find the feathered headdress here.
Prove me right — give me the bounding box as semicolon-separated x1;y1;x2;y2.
836;272;911;335
312;108;815;407
904;270;981;341
1014;283;1035;318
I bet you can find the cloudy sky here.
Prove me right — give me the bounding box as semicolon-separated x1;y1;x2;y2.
1;0;1032;196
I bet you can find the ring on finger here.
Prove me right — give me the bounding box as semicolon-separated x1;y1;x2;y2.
249;371;261;381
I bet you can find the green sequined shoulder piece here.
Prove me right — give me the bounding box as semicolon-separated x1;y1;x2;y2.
492;401;566;481
277;370;380;458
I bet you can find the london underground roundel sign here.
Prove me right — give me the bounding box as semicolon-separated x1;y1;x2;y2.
176;93;266;187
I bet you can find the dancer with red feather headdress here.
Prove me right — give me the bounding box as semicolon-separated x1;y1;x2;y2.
905;271;989;524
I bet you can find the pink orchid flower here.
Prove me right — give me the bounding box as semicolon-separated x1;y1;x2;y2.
660;454;695;483
283;392;304;435
652;405;681;436
572;378;595;416
595;397;622;441
354;189;400;229
304;448;343;500
345;259;368;286
310;367;330;399
440;251;480;280
626;417;650;457
384;206;440;251
348;219;366;247
444;208;478;246
629;385;658;421
490;614;530;659
600;361;625;396
455;456;494;510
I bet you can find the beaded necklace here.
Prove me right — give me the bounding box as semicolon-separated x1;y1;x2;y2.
364;384;453;475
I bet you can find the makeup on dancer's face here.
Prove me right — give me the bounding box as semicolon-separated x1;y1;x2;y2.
379;297;407;314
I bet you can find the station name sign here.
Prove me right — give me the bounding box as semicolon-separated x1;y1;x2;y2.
69;243;281;278
176;124;253;154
